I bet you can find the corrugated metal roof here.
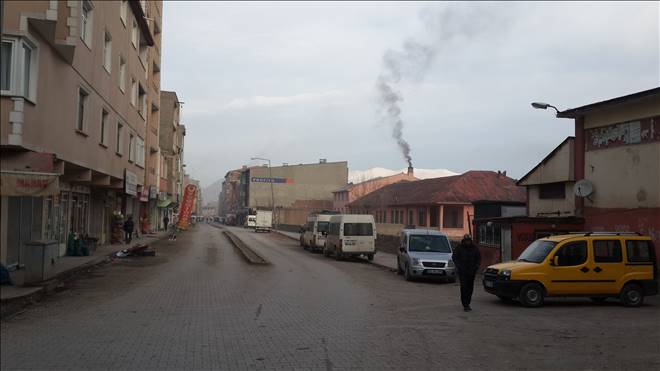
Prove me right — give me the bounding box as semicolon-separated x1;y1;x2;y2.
348;171;525;208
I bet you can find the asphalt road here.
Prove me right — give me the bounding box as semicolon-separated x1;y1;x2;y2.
2;224;659;370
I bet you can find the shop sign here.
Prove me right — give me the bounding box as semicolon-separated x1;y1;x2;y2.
149;185;158;199
586;116;660;151
139;191;149;202
124;170;138;196
177;184;197;230
251;177;294;184
0;170;59;196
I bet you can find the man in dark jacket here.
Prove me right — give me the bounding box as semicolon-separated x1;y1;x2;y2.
452;234;481;311
163;215;169;232
123;216;135;244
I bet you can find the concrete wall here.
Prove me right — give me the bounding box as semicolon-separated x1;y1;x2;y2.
248;161;348;209
527;182;576;217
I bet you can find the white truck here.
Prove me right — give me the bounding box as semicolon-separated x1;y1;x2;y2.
255;210;273;232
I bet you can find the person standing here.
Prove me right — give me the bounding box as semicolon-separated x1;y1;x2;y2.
452;234;481;312
123;216;135;244
163;215;169;232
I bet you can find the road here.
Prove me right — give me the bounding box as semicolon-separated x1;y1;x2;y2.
2;224;659;370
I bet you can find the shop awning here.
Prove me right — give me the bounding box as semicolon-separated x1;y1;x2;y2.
0;170;59;197
157;199;173;208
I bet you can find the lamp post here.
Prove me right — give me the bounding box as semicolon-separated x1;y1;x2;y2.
251;157;276;226
531;102;560;116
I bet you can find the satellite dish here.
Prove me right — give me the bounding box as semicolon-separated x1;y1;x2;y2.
575;179;595;198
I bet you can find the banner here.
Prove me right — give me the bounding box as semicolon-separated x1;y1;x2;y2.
125;170;138;196
177;184;197;230
0;170;59;196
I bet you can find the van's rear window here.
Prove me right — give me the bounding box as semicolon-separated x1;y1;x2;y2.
343;223;373;236
626;240;654;262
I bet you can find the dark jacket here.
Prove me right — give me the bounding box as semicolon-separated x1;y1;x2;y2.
123;219;134;233
452;241;481;276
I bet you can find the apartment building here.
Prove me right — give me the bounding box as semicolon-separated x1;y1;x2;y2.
157;90;185;227
1;1;161;268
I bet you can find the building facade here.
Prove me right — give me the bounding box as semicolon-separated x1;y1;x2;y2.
332;167;416;214
157;90;184;228
1;0;161;269
347;171;526;240
237;160;348;228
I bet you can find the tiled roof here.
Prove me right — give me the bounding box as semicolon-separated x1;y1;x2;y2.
348;171;525;208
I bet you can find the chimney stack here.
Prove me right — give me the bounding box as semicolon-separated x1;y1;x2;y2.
407;166;414;177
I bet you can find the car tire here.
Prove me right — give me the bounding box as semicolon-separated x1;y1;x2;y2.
620;283;644;307
404;264;413;281
397;258;403;275
519;282;544;307
590;297;607;303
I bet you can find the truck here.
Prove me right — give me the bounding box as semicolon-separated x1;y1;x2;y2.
254;210;273;233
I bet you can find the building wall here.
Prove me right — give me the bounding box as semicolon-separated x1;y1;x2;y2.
518;140;574;185
333;172;415;213
527;182;576;217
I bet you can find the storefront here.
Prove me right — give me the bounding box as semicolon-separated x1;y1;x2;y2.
46;183;91;257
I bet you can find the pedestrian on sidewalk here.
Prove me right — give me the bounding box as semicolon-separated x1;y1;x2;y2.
123;216;135;244
452;234;481;312
163;215;169;231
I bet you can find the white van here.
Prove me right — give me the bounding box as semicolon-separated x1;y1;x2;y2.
324;214;376;261
244;215;256;229
300;213;336;252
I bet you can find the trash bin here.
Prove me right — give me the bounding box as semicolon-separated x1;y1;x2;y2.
23;240;58;284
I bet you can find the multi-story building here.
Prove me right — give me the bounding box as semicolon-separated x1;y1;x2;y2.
219;168;242;224
157;90;184;227
1;0;160;268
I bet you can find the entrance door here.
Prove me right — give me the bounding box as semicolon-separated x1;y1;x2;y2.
501;226;512;262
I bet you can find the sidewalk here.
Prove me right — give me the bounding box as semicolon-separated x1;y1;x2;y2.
273;229;398;271
1;230;169;306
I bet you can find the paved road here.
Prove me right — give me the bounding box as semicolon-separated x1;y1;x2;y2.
2;224;659;370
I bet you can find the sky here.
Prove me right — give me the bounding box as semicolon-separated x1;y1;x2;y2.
161;1;659;188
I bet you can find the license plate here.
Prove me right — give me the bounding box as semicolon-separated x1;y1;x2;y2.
426;269;445;275
484;280;494;288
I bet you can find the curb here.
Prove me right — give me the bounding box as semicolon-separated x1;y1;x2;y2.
223;230;269;265
273;230;299;242
369;259;398;272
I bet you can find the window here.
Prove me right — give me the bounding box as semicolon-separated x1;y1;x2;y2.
131;20;139;48
418;209;426;227
408;210;413;226
130;78;137;106
626;240;653;263
555;241;587;266
116;123;123;154
100;109;108;145
129;133;135;162
138;84;147;117
120;0;128;26
539;182;566;199
76;88;89;132
391;210;395;224
80;0;93;47
103;31;112;72
478;223;501;246
442;206;463;228
1;37;38;100
593;240;622;263
343;223;373;237
135;137;145;167
118;56;126;92
399;210;404;225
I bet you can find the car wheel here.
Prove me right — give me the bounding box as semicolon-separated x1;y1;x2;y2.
519;282;544;307
397;258;403;275
620;283;644;307
367;254;374;261
590;297;608;303
404;264;413;281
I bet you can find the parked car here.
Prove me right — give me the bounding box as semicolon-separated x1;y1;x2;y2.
300;213;335;252
324;214;376;261
397;229;456;282
482;232;658;307
244;215;257;229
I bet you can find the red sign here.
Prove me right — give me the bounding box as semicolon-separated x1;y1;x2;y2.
177;184;197;230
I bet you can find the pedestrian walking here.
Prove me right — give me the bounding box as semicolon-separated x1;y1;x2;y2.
452;234;481;312
123;216;135;244
163;215;169;232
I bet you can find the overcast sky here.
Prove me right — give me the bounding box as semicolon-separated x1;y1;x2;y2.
161;1;659;187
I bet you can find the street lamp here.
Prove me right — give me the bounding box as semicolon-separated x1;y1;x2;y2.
531;102;560;115
250;157;276;225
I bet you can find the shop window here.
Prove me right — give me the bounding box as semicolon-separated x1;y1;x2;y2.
443;206;463;228
539;182;566;199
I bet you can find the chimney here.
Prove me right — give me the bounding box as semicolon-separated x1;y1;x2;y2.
407;166;414;177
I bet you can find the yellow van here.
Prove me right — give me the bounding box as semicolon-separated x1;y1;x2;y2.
483;232;657;307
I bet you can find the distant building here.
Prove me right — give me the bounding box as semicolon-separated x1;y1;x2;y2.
333;166;417;213
158;91;185;228
237;160;348;228
347;171;526;240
